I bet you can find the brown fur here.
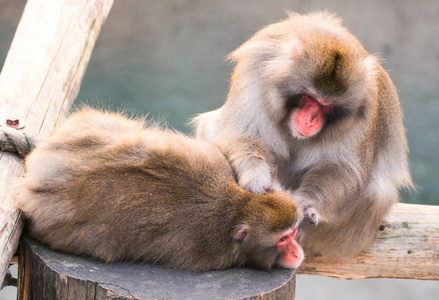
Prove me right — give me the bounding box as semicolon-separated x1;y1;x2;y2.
14;109;303;272
192;12;413;258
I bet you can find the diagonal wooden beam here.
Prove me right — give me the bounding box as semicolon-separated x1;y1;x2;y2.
0;0;113;283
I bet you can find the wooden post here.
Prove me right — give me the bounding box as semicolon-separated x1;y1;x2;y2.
0;0;113;283
18;237;297;300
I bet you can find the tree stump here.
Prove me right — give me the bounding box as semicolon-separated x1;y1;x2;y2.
17;237;296;299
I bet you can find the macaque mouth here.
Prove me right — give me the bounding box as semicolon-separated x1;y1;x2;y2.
293;95;333;137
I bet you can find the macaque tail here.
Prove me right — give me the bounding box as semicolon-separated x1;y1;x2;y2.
0;126;38;158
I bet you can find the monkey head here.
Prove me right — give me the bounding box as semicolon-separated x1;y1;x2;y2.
232;189;304;270
280;35;376;141
228;12;379;142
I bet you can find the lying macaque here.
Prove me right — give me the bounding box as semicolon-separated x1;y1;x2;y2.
14;109;303;272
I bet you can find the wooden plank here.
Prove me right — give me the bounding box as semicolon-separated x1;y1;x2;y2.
299;203;439;280
0;0;113;282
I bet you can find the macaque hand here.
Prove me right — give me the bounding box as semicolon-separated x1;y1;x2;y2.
293;193;320;225
239;171;285;195
303;206;319;225
240;175;275;194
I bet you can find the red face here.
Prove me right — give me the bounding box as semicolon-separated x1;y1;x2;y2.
276;226;304;269
291;96;333;138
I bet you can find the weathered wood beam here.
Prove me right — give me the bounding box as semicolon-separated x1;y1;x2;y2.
0;0;113;283
299;203;439;280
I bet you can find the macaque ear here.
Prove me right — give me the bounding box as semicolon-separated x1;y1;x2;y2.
233;224;250;241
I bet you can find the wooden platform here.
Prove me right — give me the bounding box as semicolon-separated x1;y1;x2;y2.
18;237;296;299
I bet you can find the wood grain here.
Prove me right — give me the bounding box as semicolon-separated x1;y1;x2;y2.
18;237;297;300
0;0;113;282
299;203;439;280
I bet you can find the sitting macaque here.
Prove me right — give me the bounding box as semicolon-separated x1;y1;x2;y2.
14;109;304;272
192;12;413;258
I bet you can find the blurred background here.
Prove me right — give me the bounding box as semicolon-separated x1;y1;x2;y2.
1;0;438;299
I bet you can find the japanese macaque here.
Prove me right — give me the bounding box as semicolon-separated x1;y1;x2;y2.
192;12;413;258
14;109;304;272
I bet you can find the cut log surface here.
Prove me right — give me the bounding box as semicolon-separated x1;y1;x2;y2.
18;237;296;300
299;203;439;280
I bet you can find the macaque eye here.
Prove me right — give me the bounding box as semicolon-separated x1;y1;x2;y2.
278;235;289;246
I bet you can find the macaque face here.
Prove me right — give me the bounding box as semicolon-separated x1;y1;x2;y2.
260;33;374;142
290;95;334;138
275;225;303;268
242;224;303;270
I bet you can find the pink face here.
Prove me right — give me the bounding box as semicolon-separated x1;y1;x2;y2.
276;226;304;269
291;96;333;138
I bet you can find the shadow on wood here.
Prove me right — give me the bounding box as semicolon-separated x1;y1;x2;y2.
18;237;296;300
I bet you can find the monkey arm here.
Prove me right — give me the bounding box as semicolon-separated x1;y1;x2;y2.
292;163;363;225
213;135;282;194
